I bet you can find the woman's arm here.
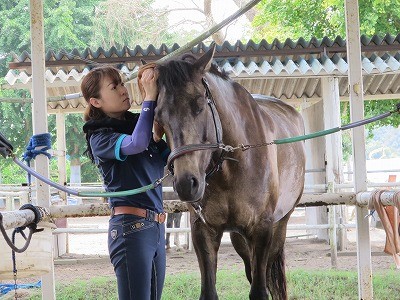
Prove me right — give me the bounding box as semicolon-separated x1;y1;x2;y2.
120;68;158;156
120;101;155;155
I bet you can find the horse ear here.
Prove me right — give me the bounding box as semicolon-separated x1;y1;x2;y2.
140;59;147;65
194;43;216;73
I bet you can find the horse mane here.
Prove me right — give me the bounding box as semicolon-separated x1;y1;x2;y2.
156;53;230;92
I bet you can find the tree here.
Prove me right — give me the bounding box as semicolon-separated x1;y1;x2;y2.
90;0;175;48
0;0;103;184
251;0;400;161
252;0;400;42
0;0;196;184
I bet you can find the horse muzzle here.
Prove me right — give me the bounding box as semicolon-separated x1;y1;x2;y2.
173;171;205;203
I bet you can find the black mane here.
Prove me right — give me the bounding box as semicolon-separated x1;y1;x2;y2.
156;54;230;92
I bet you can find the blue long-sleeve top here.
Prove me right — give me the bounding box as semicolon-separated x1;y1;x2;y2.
120;101;156;155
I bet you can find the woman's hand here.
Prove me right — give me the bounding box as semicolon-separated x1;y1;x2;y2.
153;121;164;142
141;68;158;101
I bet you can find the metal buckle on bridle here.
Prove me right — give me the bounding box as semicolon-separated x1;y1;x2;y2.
192;203;206;224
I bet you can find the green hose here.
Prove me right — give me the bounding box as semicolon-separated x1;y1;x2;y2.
274;127;340;144
77;183;156;197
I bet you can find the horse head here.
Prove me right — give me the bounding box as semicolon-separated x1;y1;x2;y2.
155;45;221;203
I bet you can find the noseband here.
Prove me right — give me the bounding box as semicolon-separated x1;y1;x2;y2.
166;78;228;179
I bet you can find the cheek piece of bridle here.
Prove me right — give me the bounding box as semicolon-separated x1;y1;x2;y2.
166;77;237;178
166;78;238;222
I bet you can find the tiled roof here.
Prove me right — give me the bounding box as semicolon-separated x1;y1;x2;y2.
4;35;400;112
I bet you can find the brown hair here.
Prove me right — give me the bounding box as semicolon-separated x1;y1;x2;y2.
81;66;123;121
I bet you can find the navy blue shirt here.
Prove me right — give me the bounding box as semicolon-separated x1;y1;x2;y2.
90;131;168;213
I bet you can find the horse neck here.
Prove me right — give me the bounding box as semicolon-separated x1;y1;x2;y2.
207;74;257;144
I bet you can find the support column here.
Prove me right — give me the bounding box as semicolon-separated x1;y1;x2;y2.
29;1;55;299
345;1;372;299
301;100;328;240
321;77;347;251
55;112;68;256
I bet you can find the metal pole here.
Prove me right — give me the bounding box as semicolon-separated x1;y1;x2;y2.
29;1;55;298
344;1;373;298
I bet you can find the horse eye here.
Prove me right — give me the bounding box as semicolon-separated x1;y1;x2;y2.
194;107;203;116
192;96;205;116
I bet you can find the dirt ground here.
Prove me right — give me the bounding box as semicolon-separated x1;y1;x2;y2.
52;230;395;284
49;215;396;283
1;215;397;299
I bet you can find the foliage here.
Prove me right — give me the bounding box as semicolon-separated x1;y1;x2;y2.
90;0;175;49
26;268;400;299
252;0;400;42
0;0;176;184
251;1;400;162
340;99;400;161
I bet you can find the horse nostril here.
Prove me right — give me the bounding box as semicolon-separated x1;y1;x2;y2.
190;176;199;189
174;173;202;202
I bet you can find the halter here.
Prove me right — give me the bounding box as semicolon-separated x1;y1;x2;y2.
166;77;229;179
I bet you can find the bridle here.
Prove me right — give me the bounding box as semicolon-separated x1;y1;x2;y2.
166;77;232;179
165;77;233;222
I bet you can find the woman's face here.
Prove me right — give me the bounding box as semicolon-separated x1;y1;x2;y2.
90;75;131;119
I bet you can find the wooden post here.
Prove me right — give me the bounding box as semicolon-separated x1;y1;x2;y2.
55;112;68;256
29;1;55;299
301;100;328;240
321;77;347;251
344;1;373;298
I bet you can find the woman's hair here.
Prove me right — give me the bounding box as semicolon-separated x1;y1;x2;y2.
81;66;123;121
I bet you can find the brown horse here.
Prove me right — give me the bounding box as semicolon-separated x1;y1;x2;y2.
153;44;305;300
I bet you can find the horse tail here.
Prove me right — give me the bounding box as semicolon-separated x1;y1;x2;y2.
268;247;287;300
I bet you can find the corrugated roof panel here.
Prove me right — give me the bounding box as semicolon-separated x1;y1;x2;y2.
391;76;400;94
231;61;247;76
297;58;311;74
378;74;397;94
271;59;285;75
4;70;18;85
362;56;375;74
304;78;320;98
309;57;323;74
363;75;375;96
258;61;272;75
283;59;298;75
246;61;259;75
294;78;309;98
384;53;400;71
371;55;390;73
368;75;386;95
284;77;298;98
320;56;337;74
332;55;348;74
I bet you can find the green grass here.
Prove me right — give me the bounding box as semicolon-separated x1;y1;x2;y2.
26;268;399;300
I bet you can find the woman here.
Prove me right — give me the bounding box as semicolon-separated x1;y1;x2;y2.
81;65;169;300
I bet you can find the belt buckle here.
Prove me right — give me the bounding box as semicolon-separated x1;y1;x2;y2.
146;209;166;223
158;212;166;224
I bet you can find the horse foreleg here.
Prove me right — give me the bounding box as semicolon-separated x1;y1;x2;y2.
230;232;252;283
249;214;273;300
192;221;223;300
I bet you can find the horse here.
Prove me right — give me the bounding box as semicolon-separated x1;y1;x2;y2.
152;44;306;300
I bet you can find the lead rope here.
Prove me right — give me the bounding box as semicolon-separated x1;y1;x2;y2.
12;230;19;300
22;133;52;204
11;134;49;298
0;204;43;300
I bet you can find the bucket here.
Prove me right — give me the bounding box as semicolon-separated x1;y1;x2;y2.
0;225;53;280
